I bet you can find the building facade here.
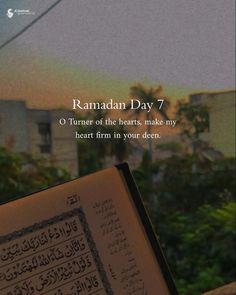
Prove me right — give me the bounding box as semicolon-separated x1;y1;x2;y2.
190;90;235;158
0;99;78;175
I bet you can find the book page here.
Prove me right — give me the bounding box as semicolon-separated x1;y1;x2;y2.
0;166;171;295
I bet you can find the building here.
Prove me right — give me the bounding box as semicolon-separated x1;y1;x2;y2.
0;99;78;175
190;90;235;158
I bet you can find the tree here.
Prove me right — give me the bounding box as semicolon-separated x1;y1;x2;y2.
0;148;71;204
109;124;131;162
155;202;236;295
175;100;223;160
77;139;103;176
176;100;209;139
132;150;160;206
76;108;132;174
88;106;111;161
127;83;170;161
155;156;235;213
133;154;235;295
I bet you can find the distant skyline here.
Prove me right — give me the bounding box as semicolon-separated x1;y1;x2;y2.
0;0;235;108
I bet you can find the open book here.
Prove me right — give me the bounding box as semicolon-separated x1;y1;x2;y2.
0;163;178;295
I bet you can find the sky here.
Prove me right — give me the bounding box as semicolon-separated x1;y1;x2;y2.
0;0;235;108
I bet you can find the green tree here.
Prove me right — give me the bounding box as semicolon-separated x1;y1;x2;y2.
127;83;170;161
133;155;235;295
88;106;111;161
132;150;160;205
109;124;131;162
155;156;235;212
77;139;103;176
76;108;131;174
0;148;71;203
176;100;209;139
155;202;236;295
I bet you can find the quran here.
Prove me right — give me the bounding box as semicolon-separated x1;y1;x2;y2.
0;163;178;295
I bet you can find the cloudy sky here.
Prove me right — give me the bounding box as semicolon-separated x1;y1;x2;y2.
0;0;235;108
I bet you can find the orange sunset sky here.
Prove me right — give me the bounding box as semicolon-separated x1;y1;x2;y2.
0;0;235;110
0;46;197;110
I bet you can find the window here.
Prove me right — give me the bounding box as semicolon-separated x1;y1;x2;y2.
38;123;51;153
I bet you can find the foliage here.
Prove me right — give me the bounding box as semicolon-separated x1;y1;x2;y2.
0;148;71;203
176;100;209;139
156;141;183;153
76;110;131;176
77;139;104;176
156;156;235;212
127;83;170;160
133;154;236;295
132;150;158;204
156;203;236;295
128;83;170;120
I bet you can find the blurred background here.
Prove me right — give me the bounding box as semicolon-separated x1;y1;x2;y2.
0;1;235;294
